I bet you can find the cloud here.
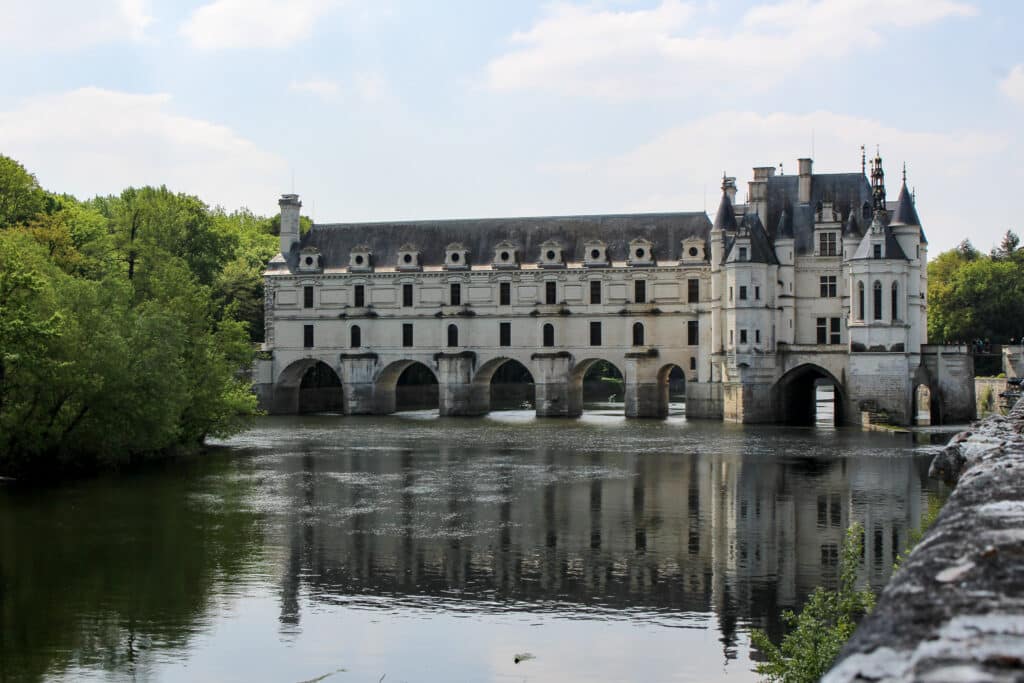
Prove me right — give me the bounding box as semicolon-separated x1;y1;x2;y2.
0;88;286;213
0;0;153;51
1000;64;1024;106
181;0;334;50
537;109;1010;253
289;79;341;98
487;0;976;98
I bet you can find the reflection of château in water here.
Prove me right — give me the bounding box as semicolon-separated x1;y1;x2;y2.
274;442;929;652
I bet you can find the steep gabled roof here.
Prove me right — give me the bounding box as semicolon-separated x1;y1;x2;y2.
850;216;909;261
764;172;873;255
724;212;779;265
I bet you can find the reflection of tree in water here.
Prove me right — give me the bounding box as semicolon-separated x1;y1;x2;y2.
0;454;263;682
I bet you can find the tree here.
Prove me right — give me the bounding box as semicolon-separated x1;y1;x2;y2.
991;230;1021;261
928;243;1024;343
0;155;48;227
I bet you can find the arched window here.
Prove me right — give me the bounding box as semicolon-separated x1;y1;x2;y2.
447;324;459;347
857;281;865;320
632;321;645;346
542;323;555;347
873;281;883;320
891;282;899;320
350;325;361;348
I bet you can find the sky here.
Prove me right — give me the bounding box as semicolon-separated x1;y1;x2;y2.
1;0;1021;255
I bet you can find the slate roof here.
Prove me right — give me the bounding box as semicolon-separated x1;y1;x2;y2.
889;181;928;244
713;192;739;231
723;212;780;265
850;216;910;261
764;172;873;255
288;212;712;269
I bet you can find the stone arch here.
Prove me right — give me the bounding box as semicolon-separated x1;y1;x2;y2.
773;363;846;426
472;357;537;412
375;359;439;414
273;358;345;414
655;363;688;417
568;357;626;416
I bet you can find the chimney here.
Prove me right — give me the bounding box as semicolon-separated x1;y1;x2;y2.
278;193;301;256
798;158;812;204
722;176;737;204
749;166;775;227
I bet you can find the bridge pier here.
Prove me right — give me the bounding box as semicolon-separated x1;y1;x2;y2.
624;354;664;418
437;352;488;416
533;353;575;417
339;354;379;415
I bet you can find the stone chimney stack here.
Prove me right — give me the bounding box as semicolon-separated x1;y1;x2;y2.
279;194;301;256
798;158;813;204
749;166;774;226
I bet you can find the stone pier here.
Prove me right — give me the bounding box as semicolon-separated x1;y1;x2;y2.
823;397;1024;682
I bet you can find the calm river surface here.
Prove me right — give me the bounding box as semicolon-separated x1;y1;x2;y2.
0;406;949;683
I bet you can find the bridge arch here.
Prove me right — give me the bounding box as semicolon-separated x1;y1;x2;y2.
656;362;688;417
274;358;345;414
773;363;845;426
375;359;439;413
569;357;626;416
472;357;537;412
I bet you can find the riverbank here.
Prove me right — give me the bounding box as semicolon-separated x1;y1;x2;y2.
824;397;1024;682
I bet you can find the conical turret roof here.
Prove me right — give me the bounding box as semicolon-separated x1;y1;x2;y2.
890;182;921;227
843;209;860;237
713;191;738;231
776;207;793;239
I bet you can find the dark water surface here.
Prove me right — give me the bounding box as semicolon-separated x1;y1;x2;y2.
0;407;948;682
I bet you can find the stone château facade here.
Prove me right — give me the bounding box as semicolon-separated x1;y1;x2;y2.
253;153;975;426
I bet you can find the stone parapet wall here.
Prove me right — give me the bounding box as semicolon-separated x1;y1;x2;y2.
824;397;1024;682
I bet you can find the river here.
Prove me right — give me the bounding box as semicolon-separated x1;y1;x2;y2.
0;405;948;682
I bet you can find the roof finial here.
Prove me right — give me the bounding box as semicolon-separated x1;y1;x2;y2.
861;145;866;175
902;161;907;184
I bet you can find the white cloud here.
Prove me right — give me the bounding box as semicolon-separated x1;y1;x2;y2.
1000;64;1024;106
537;110;1011;253
181;0;335;50
289;78;341;98
487;0;976;98
0;0;153;51
0;88;286;213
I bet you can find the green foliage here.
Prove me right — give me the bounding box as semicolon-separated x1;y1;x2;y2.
750;523;875;683
894;494;944;571
0;155;48;226
0;157;265;477
928;232;1024;344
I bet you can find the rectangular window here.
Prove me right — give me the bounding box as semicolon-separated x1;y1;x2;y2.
873;244;882;259
739;286;747;301
546;281;557;304
739;329;748;344
830;318;841;345
755;286;761;300
303;324;314;348
755;329;761;344
816;317;827;344
819;275;837;298
403;284;413;307
500;282;511;306
590;321;602;346
819;232;837;256
354;284;365;308
303;285;314;308
450;283;461;306
689;357;696;370
499;322;511;347
687;278;699;303
729;329;734;345
402;323;413;348
729;286;733;302
687;320;699;346
739;246;748;261
590;280;602;304
634;280;646;303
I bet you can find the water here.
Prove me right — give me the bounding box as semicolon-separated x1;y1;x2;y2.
0;408;947;682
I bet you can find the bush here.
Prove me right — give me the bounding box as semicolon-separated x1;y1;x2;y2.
750;523;874;683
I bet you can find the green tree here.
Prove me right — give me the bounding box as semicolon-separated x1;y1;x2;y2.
0;155;48;227
751;523;875;683
928;249;1024;343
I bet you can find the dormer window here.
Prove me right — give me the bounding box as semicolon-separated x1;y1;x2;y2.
538;240;564;268
818;232;838;256
444;243;470;270
681;238;705;264
584;240;608;267
397;244;421;271
738;246;748;261
493;240;519;269
628;238;654;266
349;245;373;272
297;246;322;273
873;244;882;259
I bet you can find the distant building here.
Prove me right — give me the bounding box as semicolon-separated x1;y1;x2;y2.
253;153;974;425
